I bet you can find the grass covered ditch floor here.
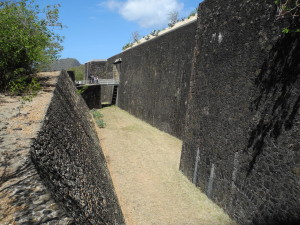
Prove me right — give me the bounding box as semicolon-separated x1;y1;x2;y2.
95;106;236;225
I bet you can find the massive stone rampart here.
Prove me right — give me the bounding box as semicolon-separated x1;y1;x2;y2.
180;0;300;224
31;71;125;224
106;21;197;138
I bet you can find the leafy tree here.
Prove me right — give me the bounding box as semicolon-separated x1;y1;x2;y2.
0;0;63;91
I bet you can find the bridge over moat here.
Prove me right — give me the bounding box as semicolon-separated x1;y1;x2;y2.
76;79;119;109
76;79;119;86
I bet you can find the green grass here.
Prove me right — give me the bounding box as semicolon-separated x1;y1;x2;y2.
96;119;106;128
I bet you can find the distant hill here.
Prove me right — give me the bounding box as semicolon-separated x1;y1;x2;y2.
46;58;81;71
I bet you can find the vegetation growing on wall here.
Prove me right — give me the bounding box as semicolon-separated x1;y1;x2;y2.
187;8;197;19
276;0;300;18
122;31;141;50
76;84;88;95
0;0;63;92
276;0;300;32
122;42;134;50
168;10;179;27
150;29;160;36
122;9;198;51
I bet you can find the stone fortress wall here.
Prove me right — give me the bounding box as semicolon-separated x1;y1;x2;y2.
89;0;300;224
31;71;125;224
84;60;108;81
180;0;300;224
85;60;116;104
105;21;197;139
0;0;298;224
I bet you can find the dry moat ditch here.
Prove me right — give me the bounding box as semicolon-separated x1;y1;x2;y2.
0;71;236;224
95;106;236;225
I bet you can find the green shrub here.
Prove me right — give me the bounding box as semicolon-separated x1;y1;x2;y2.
91;109;106;128
187;8;197;19
76;85;88;95
96;119;106;128
8;76;41;97
122;42;133;50
91;109;104;119
150;30;160;37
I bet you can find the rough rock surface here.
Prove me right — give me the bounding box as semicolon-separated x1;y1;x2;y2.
31;71;125;224
180;0;300;225
0;72;74;224
106;21;196;139
1;71;124;224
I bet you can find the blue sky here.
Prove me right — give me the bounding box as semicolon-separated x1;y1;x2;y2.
36;0;202;64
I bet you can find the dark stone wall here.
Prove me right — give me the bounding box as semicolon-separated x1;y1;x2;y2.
67;70;75;82
84;60;114;104
31;71;125;224
78;85;102;109
101;86;113;104
106;21;196;138
84;60;108;80
101;65;114;104
180;0;300;224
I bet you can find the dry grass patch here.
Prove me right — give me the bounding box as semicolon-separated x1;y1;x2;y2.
96;106;236;225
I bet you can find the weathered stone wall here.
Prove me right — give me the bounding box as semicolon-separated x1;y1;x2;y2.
67;70;75;82
77;84;102;109
106;21;197;138
84;60;108;80
0;72;74;225
180;0;300;224
31;71;125;224
84;60;114;104
101;65;114;104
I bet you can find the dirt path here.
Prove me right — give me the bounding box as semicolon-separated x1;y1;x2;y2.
96;106;236;225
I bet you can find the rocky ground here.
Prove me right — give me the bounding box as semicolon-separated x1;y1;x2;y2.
0;72;73;225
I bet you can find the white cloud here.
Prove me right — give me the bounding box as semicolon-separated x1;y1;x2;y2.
101;0;184;28
105;0;120;10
